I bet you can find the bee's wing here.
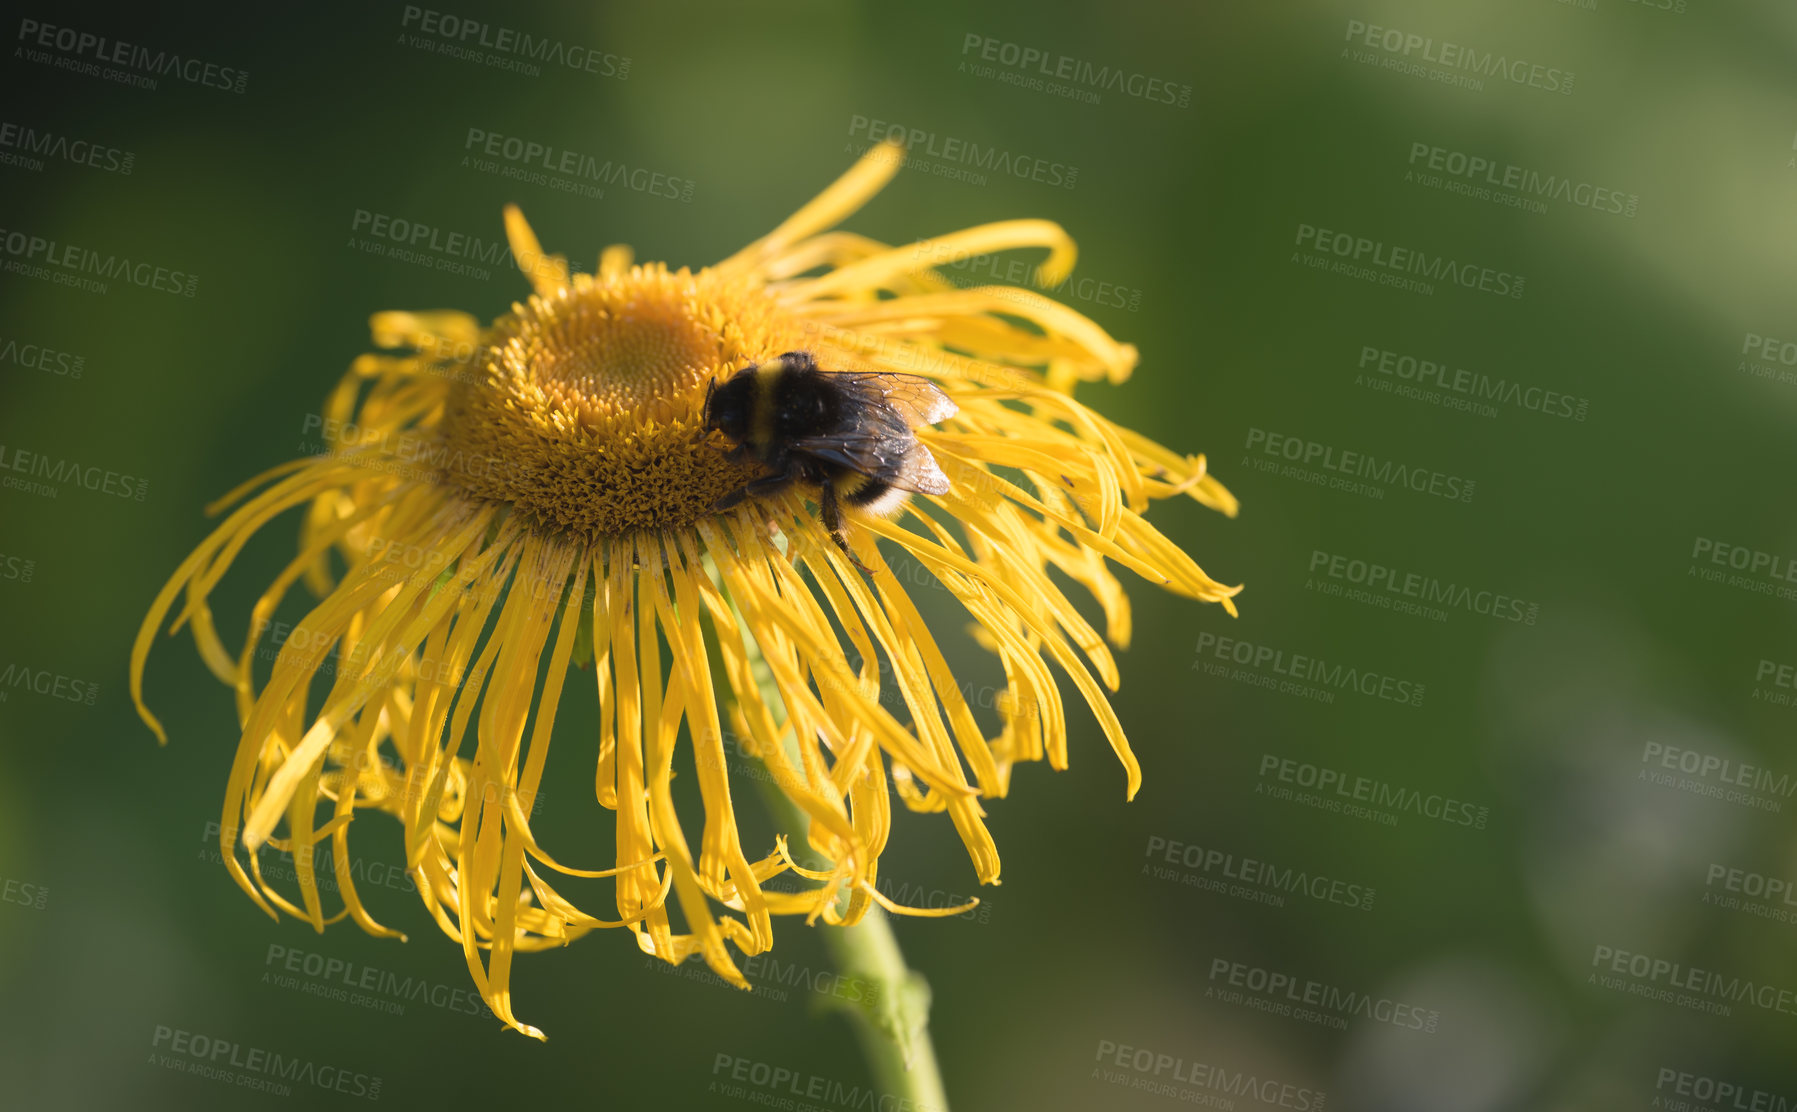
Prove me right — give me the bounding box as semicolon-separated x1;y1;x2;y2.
794;424;954;497
831;372;958;428
882;441;953;496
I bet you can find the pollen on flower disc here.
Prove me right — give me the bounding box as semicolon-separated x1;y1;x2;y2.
437;263;799;537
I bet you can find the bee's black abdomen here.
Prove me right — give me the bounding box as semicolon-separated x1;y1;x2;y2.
839;474;908;516
841;476;891;506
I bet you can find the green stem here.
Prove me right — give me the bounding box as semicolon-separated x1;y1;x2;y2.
749;772;950;1112
818;902;951;1112
738;646;951;1111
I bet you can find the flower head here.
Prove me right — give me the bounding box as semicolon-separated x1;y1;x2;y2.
133;140;1240;1039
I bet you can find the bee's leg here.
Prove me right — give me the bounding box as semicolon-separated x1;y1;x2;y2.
713;468;795;512
818;479;845;546
819;480;876;577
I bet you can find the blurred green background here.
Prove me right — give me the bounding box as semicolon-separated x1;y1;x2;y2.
7;1;1797;1108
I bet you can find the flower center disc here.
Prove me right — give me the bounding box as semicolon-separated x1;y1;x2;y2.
438;264;793;537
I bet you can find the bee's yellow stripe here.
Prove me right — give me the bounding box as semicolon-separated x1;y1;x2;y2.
836;472;871;497
750;359;782;449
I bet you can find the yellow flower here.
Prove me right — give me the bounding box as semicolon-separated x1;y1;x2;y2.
131;139;1241;1039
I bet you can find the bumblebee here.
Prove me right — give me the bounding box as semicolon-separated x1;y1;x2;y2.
704;350;956;563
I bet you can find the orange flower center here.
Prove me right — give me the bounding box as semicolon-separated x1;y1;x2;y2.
437;264;801;536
